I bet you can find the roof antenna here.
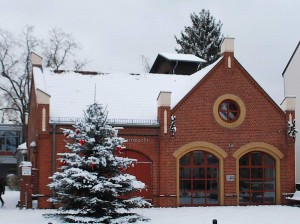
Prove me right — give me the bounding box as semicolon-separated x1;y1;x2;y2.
94;83;97;103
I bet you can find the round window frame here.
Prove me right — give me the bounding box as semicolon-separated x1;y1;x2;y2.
218;99;240;123
213;94;246;129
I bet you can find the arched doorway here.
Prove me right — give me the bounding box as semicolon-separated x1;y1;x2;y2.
122;150;152;201
179;150;219;206
239;151;276;205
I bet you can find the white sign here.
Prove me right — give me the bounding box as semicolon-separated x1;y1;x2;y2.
22;166;31;176
226;175;235;182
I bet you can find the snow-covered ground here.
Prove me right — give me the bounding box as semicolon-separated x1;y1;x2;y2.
1;188;300;224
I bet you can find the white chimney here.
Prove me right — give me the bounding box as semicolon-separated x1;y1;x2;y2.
157;91;171;107
221;37;235;54
30;52;43;68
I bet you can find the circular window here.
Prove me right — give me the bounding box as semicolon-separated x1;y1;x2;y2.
218;100;240;122
213;94;246;129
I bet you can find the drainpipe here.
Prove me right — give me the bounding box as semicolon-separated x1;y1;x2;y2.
52;123;56;174
173;61;178;74
51;123;56;208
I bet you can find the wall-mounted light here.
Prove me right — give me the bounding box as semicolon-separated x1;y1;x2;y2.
30;141;37;153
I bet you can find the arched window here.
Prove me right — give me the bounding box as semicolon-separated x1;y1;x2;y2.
179;150;219;206
239;151;276;205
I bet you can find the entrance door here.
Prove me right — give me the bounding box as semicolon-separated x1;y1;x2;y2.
122;150;152;201
179;150;219;206
239;151;276;205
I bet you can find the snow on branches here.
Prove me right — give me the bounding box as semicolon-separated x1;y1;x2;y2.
48;103;150;223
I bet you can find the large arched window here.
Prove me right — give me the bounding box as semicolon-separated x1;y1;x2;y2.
179;150;219;206
239;151;276;205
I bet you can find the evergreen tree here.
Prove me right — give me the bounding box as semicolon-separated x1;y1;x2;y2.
175;9;224;67
48;103;150;223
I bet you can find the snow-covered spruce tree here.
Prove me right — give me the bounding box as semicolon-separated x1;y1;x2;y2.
175;9;223;67
48;103;150;223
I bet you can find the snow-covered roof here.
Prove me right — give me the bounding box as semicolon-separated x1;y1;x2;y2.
33;57;222;121
159;53;206;63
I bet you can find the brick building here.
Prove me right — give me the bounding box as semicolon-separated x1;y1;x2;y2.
21;38;295;209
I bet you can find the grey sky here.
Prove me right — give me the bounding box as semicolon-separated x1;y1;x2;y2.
1;0;300;105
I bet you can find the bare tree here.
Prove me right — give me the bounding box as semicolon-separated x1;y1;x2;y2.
0;26;39;125
140;55;151;73
44;28;87;70
0;26;87;128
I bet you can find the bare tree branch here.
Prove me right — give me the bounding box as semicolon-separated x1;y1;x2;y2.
0;26;87;127
43;28;85;70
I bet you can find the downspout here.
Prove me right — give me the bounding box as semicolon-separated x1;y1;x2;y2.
51;123;56;208
52;123;56;174
173;61;178;74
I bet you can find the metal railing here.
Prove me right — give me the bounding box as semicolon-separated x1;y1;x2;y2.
49;117;159;126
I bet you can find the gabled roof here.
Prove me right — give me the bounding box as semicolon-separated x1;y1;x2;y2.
33;58;222;121
282;41;300;77
158;53;206;63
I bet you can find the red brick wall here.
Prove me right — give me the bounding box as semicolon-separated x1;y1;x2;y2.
157;53;294;206
27;53;295;208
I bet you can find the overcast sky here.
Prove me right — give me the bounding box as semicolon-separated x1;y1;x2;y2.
1;0;300;105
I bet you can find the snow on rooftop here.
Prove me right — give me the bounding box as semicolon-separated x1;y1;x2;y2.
33;58;222;121
159;53;206;63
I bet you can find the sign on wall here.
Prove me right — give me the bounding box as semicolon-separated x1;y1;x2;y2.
226;175;235;182
22;166;32;176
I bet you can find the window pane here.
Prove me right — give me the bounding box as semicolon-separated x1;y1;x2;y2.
193;151;204;165
264;182;275;191
220;102;228;110
251;168;263;178
207;180;218;190
207;193;219;204
239;192;250;204
193;192;205;205
219;111;228;120
7;137;17;151
193;180;205;191
252;192;263;204
180;167;191;179
240;180;250;191
264;192;275;203
180;192;191;204
180;153;190;165
193;168;205;178
207;154;218;166
180;180;191;191
251;182;263;191
229;112;238;120
0;137;5;151
264;168;275;178
239;155;249;166
251;152;262;165
240;168;249;178
207;168;218;179
229;102;238;111
264;154;275;166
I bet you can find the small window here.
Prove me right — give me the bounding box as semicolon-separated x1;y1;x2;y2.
218;100;240;122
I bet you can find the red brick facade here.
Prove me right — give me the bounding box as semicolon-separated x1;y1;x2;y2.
21;50;295;208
